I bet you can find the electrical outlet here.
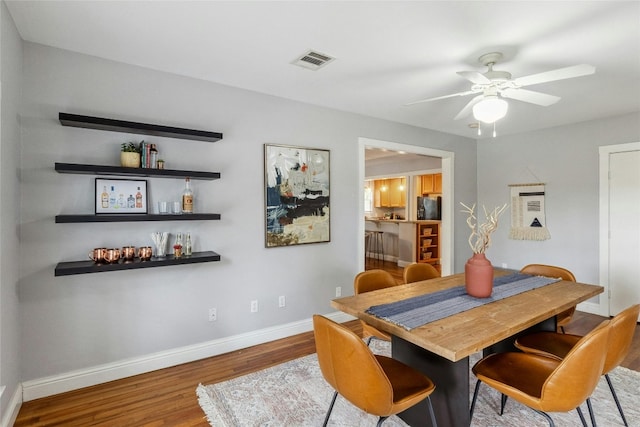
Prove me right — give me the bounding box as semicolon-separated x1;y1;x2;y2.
335;286;342;297
501;263;508;269
250;300;258;313
278;295;286;308
208;307;217;321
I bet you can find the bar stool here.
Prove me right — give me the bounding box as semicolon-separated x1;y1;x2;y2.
367;230;384;263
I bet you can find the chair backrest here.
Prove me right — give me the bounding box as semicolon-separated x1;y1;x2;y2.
520;264;576;282
603;303;640;374
313;315;394;415
354;269;397;295
540;319;610;412
403;263;440;284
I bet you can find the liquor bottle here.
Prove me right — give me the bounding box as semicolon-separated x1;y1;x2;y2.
182;177;194;213
118;193;125;208
109;186;117;208
101;186;109;209
184;232;192;256
150;144;158;169
127;194;135;208
135;187;143;208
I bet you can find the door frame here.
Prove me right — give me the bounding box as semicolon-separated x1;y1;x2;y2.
596;141;640;316
358;137;455;276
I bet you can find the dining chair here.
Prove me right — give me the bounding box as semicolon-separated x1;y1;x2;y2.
470;319;611;427
521;264;577;332
354;269;398;345
313;315;438;427
515;303;639;426
403;262;440;284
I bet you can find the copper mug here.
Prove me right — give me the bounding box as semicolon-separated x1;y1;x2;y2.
138;246;153;261
122;246;136;260
104;248;121;264
88;247;108;263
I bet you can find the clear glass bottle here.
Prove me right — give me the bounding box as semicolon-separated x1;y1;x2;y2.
182;177;194;213
184;232;192;256
101;186;109;209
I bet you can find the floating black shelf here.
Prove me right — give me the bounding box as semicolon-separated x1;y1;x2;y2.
55;163;220;180
55;251;221;276
55;213;221;223
59;112;222;142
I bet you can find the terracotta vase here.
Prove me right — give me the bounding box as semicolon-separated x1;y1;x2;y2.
465;253;494;297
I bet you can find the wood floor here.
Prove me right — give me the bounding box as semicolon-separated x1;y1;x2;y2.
15;259;640;426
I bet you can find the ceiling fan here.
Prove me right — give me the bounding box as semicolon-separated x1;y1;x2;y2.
406;52;595;124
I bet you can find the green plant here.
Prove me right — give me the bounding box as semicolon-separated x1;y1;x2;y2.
121;141;142;153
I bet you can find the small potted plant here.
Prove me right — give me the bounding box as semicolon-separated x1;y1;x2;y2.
157;159;165;169
120;141;141;168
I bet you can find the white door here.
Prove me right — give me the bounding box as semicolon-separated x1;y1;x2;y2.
608;149;640;317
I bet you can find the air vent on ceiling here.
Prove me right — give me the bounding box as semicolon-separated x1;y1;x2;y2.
293;50;335;70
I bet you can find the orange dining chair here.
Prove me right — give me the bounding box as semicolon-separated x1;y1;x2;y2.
313;315;438;427
515;303;639;426
470;319;611;427
353;269;398;345
403;262;440;284
521;264;576;333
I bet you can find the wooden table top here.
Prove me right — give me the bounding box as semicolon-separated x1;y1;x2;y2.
331;269;604;362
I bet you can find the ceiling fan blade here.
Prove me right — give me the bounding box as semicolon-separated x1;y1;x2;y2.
454;95;483;120
457;71;491;85
501;88;560;106
514;64;595;87
405;90;476;106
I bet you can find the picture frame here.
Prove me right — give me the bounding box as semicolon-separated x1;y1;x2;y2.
95;178;148;214
264;144;330;247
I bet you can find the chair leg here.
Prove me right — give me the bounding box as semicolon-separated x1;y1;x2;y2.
426;396;438;427
533;409;556;427
586;398;597;427
376;416;389;427
500;393;508;415
365;336;373;346
560;325;566;333
605;373;629;426
469;380;481;420
323;391;338;427
576;405;588;427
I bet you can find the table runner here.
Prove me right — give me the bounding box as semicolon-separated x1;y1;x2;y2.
365;273;560;330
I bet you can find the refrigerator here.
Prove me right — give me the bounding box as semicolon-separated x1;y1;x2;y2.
417;196;441;220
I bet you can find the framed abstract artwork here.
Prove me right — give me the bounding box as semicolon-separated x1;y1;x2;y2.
264;144;330;247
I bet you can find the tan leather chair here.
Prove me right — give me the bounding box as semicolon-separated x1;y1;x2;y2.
470;319;611;427
403;262;440;284
354;269;398;345
313;315;437;427
515;304;639;426
521;264;577;332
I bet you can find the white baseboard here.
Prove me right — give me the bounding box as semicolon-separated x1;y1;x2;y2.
21;311;355;402
2;384;22;427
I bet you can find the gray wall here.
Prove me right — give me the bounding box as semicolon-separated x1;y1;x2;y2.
1;0;23;419
476;112;640;284
17;42;476;383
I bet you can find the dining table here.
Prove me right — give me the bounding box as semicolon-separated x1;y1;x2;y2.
331;268;604;427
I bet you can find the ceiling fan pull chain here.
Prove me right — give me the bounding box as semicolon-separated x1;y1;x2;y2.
493;122;497;138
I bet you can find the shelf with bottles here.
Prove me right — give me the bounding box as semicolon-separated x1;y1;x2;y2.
59;112;223;142
54;250;221;276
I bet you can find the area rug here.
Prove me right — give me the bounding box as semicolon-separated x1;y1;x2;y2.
196;340;640;426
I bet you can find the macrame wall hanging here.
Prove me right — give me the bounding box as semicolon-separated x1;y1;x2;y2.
509;183;551;241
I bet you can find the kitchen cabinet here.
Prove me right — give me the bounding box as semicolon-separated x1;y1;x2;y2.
416;222;440;265
55;112;223;275
374;178;406;207
420;173;442;194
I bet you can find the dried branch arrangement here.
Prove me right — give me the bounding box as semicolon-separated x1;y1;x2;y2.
461;202;508;254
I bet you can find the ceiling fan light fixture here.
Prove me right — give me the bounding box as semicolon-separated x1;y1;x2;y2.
473;96;508;124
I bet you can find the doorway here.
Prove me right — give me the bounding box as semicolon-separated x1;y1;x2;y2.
598;142;640;318
358;137;454;276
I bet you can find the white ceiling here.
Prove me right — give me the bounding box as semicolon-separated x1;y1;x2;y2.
6;1;640;140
